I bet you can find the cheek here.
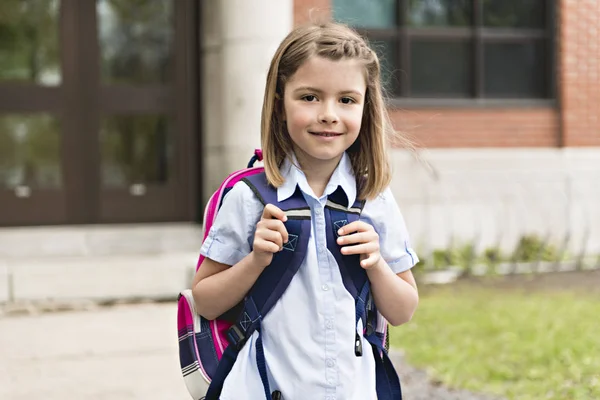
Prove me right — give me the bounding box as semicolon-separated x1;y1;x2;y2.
287;107;313;131
347;107;365;134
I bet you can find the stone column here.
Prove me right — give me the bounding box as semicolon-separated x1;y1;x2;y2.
200;0;293;204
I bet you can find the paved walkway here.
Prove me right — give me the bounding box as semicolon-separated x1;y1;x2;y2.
0;303;189;400
0;303;500;400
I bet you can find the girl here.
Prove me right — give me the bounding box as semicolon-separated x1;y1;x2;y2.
192;22;419;400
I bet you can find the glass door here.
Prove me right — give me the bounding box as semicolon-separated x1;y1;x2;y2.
0;0;67;225
0;0;198;226
94;0;198;222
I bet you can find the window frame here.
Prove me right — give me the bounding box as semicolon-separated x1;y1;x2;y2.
346;0;557;107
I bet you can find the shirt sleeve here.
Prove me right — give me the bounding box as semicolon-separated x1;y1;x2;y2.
361;187;419;274
199;181;263;266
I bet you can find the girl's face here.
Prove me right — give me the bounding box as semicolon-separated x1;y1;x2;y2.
282;56;366;171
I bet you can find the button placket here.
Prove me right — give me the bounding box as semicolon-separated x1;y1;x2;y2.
314;200;337;396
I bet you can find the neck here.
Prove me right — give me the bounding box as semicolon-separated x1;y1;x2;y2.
295;153;342;198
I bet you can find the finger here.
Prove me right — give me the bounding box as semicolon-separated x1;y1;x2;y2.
256;228;284;249
336;231;378;246
340;242;379;256
261;219;289;243
254;238;281;254
337;221;373;236
360;253;380;269
262;204;287;222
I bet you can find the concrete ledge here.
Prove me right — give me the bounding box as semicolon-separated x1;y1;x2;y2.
5;252;198;304
0;262;9;303
0;223;202;259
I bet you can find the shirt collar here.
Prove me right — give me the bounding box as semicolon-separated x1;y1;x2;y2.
277;152;357;208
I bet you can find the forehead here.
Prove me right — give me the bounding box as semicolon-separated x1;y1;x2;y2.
286;56;366;93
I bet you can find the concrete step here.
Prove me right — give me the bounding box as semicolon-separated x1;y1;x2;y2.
0;223;203;304
0;252;198;304
0;223;203;259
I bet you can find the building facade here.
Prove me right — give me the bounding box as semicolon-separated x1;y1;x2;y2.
0;0;598;302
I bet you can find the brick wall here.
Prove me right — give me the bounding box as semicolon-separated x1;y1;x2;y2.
560;0;600;146
294;0;600;148
389;108;559;148
294;0;330;26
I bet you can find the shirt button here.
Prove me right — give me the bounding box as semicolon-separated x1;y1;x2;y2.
327;378;336;386
321;284;329;291
326;319;334;329
326;358;335;367
315;208;322;215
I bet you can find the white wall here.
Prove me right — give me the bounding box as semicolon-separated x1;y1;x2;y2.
390;148;600;261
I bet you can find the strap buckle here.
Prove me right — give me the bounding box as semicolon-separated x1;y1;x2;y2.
226;323;248;351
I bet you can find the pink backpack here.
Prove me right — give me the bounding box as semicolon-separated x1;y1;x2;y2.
177;149;264;398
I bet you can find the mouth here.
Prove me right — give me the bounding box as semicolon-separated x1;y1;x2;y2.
309;131;343;137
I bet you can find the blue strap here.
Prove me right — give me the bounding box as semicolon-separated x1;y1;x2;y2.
204;344;239;400
206;325;273;400
355;280;370;329
326;206;363;299
255;323;271;399
366;334;403;400
355;269;401;399
206;296;274;400
325;186;367;299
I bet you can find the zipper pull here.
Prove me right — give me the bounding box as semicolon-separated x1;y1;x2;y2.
354;332;363;356
271;390;282;400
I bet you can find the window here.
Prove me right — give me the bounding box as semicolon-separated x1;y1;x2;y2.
333;0;554;101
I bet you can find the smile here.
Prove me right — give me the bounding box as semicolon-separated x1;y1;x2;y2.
309;131;342;137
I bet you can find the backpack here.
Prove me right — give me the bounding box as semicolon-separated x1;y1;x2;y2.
177;150;401;400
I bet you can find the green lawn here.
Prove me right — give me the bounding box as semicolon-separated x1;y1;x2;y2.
390;284;600;400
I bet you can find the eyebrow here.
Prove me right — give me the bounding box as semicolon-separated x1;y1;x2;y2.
293;86;364;98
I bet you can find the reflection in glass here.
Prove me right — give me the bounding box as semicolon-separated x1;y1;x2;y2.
0;0;61;85
410;40;471;97
483;0;545;28
97;0;174;84
484;41;545;98
333;0;396;29
408;0;471;27
0;114;62;189
370;40;399;96
100;115;172;187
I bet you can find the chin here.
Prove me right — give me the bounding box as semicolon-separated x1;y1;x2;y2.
311;151;345;162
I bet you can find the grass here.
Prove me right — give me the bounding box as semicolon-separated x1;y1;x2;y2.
389;284;600;400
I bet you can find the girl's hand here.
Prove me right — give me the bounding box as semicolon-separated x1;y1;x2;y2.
336;221;381;269
252;204;289;268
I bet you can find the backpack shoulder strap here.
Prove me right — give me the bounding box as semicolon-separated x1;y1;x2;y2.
326;187;403;400
240;172;311;317
207;172;311;400
325;186;367;299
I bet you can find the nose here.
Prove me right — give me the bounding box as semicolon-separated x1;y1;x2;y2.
318;101;338;124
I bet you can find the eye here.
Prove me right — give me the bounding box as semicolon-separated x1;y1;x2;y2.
301;94;318;102
340;97;356;104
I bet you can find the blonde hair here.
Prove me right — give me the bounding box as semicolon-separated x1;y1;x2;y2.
261;22;404;200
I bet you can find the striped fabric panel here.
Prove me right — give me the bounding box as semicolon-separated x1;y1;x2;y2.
325;199;362;214
182;367;210;399
284;208;311;219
